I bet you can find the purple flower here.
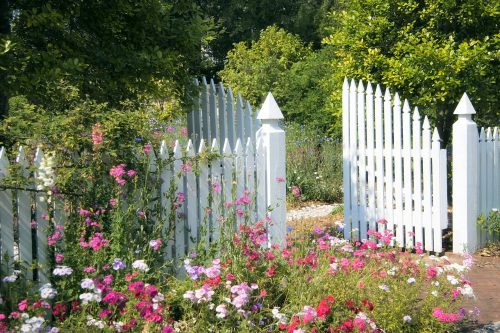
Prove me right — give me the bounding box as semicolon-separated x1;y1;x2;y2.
113;258;126;270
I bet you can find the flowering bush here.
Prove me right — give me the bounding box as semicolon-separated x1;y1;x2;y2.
0;125;479;332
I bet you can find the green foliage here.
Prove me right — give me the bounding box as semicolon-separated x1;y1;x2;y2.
477;209;500;237
219;26;311;107
322;0;500;144
286;123;343;203
1;0;213;115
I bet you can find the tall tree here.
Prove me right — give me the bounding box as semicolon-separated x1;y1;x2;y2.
322;0;499;145
0;0;10;120
1;0;212;114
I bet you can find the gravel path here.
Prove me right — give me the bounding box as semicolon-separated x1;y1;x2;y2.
287;203;341;221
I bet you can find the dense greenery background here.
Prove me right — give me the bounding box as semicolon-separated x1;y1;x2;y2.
0;0;498;149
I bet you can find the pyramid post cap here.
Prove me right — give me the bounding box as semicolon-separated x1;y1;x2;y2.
454;93;476;115
257;92;284;120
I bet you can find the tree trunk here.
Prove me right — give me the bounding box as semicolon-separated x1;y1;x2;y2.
0;0;11;120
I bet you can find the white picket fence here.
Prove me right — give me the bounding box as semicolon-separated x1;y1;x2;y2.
0;90;286;283
342;78;448;252
452;94;499;253
187;77;261;153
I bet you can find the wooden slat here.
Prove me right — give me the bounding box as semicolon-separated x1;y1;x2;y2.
34;148;49;284
223;139;234;228
201;77;210;145
402;100;413;248
431;129;443;252
412;108;423;247
185;140;198;251
16;147;33;279
485;128;494;213
422;117;433;251
478;128;487;245
187;79;198;145
357;81;367;239
172;141;185;259
209;79;218;143
159;141;173;260
234;139;245;202
245;101;253;142
197;140;210;248
374;85;384;238
210;140;222;242
217;83;227;154
226;88;235;149
383;88;393;237
348;79;358;240
193;80;202;150
0;148;14;275
236;94;244;143
342;78;351;236
393;93;404;246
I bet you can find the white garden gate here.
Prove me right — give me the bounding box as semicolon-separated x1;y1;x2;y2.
342;78;448;252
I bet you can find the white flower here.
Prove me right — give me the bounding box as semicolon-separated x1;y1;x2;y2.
431;290;438;297
53;266;73;276
458;284;475;299
403;315;412;323
132;260;149;272
272;307;287;323
3;275;17;283
407;277;416;284
447;275;459;285
432;281;440;286
80;278;95;290
378;284;389;292
40;283;57;299
215;304;229;319
387;267;397;276
79;292;101;305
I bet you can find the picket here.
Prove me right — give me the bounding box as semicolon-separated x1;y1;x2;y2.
365;83;376;232
374;85;384;236
234;139;245;203
236;94;244;143
348;79;357;240
34;148;49;284
210;141;223;242
185;140;198;250
412;108;423;247
383;88;393;236
16;147;33;279
218;83;227;153
209;80;218;143
159;141;173;260
0;148;14;273
402;100;414;248
393;93;404;246
342;78;351;238
422;117;433;251
197;140;210;248
172;141;185;259
357;81;367;239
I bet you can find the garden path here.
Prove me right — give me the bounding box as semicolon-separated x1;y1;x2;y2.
286;203;340;221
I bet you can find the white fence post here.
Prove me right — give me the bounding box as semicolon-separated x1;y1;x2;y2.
256;93;286;246
452;93;479;253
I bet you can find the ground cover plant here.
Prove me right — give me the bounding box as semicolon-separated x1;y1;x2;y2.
0;127;479;332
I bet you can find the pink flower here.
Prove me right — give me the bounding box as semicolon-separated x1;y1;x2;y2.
109;198;118;207
181;161;192;173
377;218;388;225
149;239;162;251
55;253;64;263
127;170;137;177
432;307;461;323
212;182;221;193
167;126;175;133
291;185;301;198
144;144;153;154
18;299;28;311
83;267;96;273
110;164;126;178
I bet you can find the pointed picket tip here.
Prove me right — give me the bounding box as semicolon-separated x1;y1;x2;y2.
194;78;199;86
209;79;216;92
257;92;284;120
394;92;401;106
173;140;182;158
384;87;391;101
227;87;234;101
245;137;254;153
218;82;225;95
186;139;195;157
349;78;357;92
403;99;411;113
159;140;169;158
34;146;44;165
432;128;441;142
211;138;219;153
16;146;28;165
0;147;9;168
413;107;420;120
486;127;492;140
198;139;207;154
246;101;253;114
343;77;349;90
222;138;232;155
479;127;485;140
375;84;382;98
423;116;430;129
493;127;498;140
201;76;208;86
454;93;476;115
237;93;243;105
234;138;243;153
366;82;373;95
357;80;365;93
